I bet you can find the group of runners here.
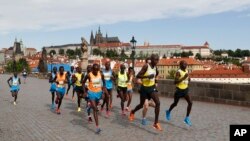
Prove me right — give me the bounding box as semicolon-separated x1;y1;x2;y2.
7;54;193;134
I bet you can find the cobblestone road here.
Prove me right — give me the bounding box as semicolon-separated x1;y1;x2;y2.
0;74;249;141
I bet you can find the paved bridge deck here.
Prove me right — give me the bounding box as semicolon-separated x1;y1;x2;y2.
0;74;249;141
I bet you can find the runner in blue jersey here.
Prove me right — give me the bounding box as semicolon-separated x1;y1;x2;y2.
100;60;116;117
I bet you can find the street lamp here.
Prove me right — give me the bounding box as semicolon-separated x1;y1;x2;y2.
130;36;137;68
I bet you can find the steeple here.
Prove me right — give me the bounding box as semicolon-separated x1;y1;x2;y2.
98;26;101;34
90;30;95;46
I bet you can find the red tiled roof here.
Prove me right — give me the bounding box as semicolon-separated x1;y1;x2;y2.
136;45;181;49
157;58;202;66
97;42;130;48
181;46;209;49
190;69;250;78
26;48;37;51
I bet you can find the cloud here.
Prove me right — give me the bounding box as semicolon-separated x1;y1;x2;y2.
0;0;250;33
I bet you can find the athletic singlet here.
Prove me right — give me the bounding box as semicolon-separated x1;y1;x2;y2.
88;72;102;92
103;69;113;89
12;77;19;86
118;71;128;88
75;73;83;87
176;69;189;89
142;64;156;87
56;72;67;87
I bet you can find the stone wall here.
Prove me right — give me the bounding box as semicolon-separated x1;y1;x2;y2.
157;79;250;107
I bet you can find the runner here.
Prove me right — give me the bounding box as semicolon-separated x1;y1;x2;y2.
84;65;93;123
72;67;84;112
7;72;21;105
165;60;193;126
49;67;57;109
22;68;27;84
101;60;116;117
129;54;162;131
82;63;107;134
125;67;134;112
116;64;128;115
66;66;75;100
135;78;156;125
54;66;68;114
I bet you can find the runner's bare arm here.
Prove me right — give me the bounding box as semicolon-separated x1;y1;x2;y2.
136;64;151;79
7;77;12;87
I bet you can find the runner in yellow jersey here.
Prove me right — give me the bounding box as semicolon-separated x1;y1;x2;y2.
72;67;84;112
165;60;193;126
116;64;129;115
125;67;134;112
129;54;162;131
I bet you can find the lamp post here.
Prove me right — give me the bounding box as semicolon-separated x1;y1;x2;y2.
130;36;137;68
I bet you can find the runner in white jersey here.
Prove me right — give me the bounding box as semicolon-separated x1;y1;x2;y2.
7;72;21;105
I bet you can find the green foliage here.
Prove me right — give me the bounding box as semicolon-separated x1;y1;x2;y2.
59;49;65;55
195;53;202;60
66;49;75;59
49;50;56;55
5;58;31;73
120;49;128;61
93;48;103;56
75;48;82;58
213;49;250;58
167;69;176;79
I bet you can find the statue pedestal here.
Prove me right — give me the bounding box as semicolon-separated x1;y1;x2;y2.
81;57;88;72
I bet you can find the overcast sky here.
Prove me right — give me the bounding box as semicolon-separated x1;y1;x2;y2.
0;0;250;50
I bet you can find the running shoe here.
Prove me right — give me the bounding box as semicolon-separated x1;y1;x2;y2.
96;128;101;134
77;107;81;112
153;123;163;131
14;101;17;106
56;108;61;114
184;117;192;126
141;118;148;125
51;103;55;109
166;110;171;121
129;112;135;121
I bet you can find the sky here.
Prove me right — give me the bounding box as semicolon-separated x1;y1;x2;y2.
0;0;250;51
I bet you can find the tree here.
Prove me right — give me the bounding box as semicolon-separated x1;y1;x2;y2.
49;50;56;55
120;49;128;61
242;50;250;57
5;59;31;73
181;52;189;57
167;69;176;79
93;48;102;56
75;48;82;58
59;49;65;55
195;53;202;60
66;49;75;59
234;49;243;57
188;51;193;56
228;50;234;57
